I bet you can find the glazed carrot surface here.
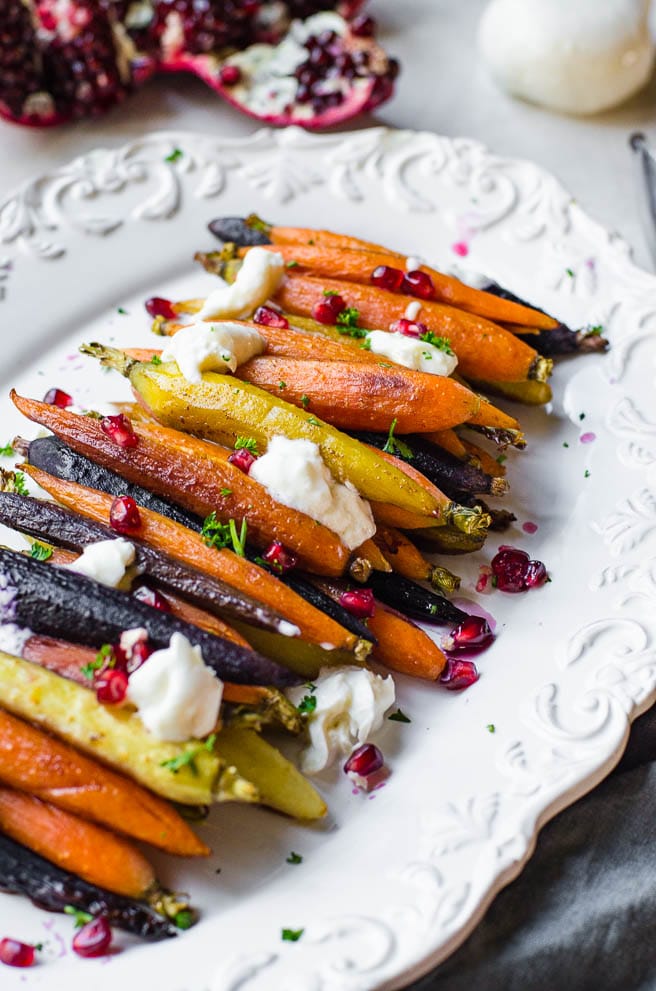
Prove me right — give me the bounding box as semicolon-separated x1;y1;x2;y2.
368;605;447;680
274;274;547;383
0;786;156;898
12;392;351;578
0;708;207;855
23;464;359;652
240;242;558;330
373;525;436;585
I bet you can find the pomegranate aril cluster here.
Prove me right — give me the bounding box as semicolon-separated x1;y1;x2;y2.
312;292;346;325
228;448;257;474
262;541;298;574
294;30;362;114
370;265;435;300
101;414;139;449
491;546;549;593
390;318;430;338
445;616;494;654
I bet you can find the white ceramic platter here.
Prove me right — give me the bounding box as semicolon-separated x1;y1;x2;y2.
1;127;656;991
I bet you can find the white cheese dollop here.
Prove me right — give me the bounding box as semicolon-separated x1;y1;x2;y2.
199;247;285;320
127;632;223;742
366;330;458;377
478;0;655;115
287;666;396;774
65;538;135;588
160;320;264;383
249;436;375;550
404;300;423;321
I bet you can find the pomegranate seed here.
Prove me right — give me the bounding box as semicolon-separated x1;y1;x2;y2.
126;640;151;674
389;318;429;338
350;14;377;37
439;659;480;690
109;495;141;534
0;939;36;968
312;293;346;324
72;917;112;959
43;387;73;408
262;540;298;574
133;586;172;612
95;668;128;704
253;306;289;329
219;64;241;86
344;742;384;777
144;296;176;320
402;270;435;300
101;414;139;449
524;559;548;588
339;588;376;619
228;448;257;474
447;616;494;652
371;265;405;292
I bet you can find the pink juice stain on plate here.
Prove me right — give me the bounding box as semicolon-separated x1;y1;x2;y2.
580;432;596;444
451;241;469;257
522;521;538;534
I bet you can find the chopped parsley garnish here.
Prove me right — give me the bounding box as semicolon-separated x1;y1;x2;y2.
30;542;53;562
565;267;574;278
584;469;590;478
300;394;310;409
486;724;496;734
281;928;304;942
161;734;216;775
336;307;360;329
201;513;248;556
337;323;367;339
297;683;317;715
11;472;29;496
382;418;413;459
117;306;127;315
388;708;411;723
234;436;259;456
286;260;299;268
579;412;586;421
419;330;454;354
165;148;183;163
496;454;507;465
0;442;14;457
360;338;372;350
81;643;113;680
278;381;286;389
64;906;93;928
286;851;303;865
307;416;321;427
563;442;569;448
220;487;232;497
587;324;604;336
150;354;162;365
174;910;194;930
428;603;438;616
322;289;340;297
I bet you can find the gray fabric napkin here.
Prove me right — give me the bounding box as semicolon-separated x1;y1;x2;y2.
410;707;656;991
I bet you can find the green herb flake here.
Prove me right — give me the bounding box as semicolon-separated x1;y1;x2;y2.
307;416;321;427
160;749;200;775
64;906;93;928
281;928;304;942
165;148;183;163
486;723;496;734
150;354;162;365
286;260;299;268
337;324;367;339
81;643;113;681
300;394;310;409
584;469;590;478
428;603;438;616
297;693;317;715
0;442;14;457
388;708;411;724
229;517;248;557
11;472;29;496
30;542;53;562
419;330;454;355
286;851;303;865
201;513;247;556
278;381;287;389
360;338;372;350
496;454;507;465
588;324;604;336
220;487;232;497
565;267;574;278
336;307;360;329
322;289;340;297
234;436;259;456
382;418;413;460
579;412;586;421
174;910;194;930
563;442;569;448
117;306;128;315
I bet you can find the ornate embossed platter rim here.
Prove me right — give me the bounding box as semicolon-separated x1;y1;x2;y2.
1;127;655;991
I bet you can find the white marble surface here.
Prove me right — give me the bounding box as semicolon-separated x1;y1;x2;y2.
1;0;655;268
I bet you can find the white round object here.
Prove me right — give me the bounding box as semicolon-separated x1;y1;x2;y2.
478;0;655;115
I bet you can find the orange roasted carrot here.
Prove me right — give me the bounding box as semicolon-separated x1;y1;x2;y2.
465;396;522;432
425;428;468;460
354;537;392;574
373;525;447;588
240;242;558;330
0;708;208;856
0;787;158;898
460;438;508;478
235;356;481;433
368;606;447;680
23;465;359;652
274;274;551;383
12;393;351;578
